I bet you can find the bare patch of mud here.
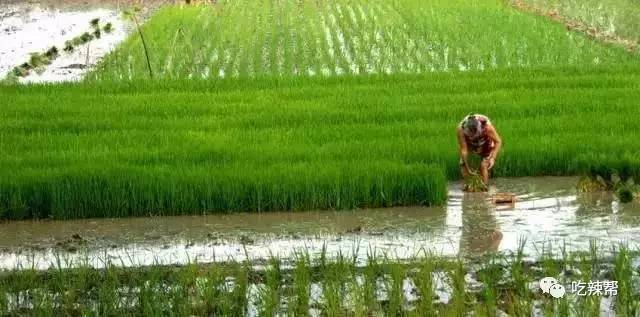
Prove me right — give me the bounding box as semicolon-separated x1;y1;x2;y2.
1;177;639;270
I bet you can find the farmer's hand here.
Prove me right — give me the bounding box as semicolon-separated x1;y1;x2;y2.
486;156;496;170
464;164;477;176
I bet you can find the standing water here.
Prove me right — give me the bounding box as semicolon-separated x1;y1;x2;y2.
0;177;638;270
0;0;165;83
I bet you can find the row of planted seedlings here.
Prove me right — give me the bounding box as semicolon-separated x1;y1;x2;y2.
516;0;640;47
0;241;638;316
90;0;638;81
5;18;114;81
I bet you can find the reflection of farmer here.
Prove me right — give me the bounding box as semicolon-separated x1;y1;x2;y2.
459;194;503;254
457;114;502;185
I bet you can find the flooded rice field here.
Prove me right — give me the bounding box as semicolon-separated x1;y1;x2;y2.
0;0;166;82
1;177;638;270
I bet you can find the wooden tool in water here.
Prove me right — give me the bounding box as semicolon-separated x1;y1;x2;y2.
492;192;517;204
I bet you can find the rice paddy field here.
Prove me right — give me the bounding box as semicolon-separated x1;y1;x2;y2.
2;0;640;314
0;243;638;316
1;0;640;219
89;0;638;80
519;0;640;44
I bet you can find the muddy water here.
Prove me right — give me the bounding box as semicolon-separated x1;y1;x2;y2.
0;176;639;270
0;0;167;83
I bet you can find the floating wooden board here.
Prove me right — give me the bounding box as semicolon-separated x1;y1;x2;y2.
492;192;516;204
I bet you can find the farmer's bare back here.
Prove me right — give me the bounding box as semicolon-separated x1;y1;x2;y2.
457;114;502;186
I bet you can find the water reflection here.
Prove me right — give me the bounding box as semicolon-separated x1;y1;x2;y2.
458;191;502;254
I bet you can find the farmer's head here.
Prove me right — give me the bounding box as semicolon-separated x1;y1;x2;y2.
462;114;483;137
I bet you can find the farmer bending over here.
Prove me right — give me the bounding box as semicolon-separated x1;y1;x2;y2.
457;114;502;186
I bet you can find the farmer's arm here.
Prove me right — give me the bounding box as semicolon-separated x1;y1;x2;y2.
485;124;502;169
457;127;471;173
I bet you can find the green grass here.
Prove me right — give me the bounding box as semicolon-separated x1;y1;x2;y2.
89;0;637;80
520;0;640;43
2;67;640;219
0;243;638;315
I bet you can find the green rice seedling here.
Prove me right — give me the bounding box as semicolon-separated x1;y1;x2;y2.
199;265;225;315
385;258;407;316
52;254;81;315
362;251;383;314
90;18;100;29
538;242;569;316
0;277;7;315
93;28;102;40
123;6;154;79
79;32;94;44
321;253;349;316
28;53;50;68
504;238;532;316
613;245;634;316
539;243;558;316
32;288;54;316
44;46;59;60
96;266;121;316
349;272;368;317
414;256;436;316
11;64;30;77
475;253;503;316
290;251;312;316
259;256;283;316
171;262;199;316
446;258;467;316
575;252;600;315
230;262;249;316
71;36;85;47
137;263;165;315
103;22;114;34
63;41;75;52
